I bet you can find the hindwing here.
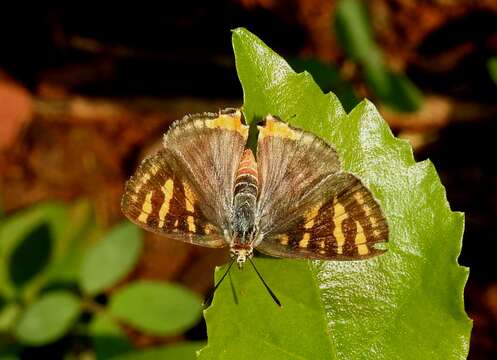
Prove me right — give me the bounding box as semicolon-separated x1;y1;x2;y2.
121;150;225;247
256;173;389;259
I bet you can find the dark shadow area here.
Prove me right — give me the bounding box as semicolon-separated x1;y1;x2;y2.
411;11;497;102
417;117;497;359
0;3;305;99
9;223;52;288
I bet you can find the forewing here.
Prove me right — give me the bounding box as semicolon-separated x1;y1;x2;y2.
256;173;389;260
162;108;248;232
122;150;225;248
255;116;341;236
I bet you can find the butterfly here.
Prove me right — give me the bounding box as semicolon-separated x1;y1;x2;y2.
121;108;389;273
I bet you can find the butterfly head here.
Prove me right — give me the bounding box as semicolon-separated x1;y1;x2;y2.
230;244;253;269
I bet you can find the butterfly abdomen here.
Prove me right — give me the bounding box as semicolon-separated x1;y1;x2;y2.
234;149;258;199
232;149;258;244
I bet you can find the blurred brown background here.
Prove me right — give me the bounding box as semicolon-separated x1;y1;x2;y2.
1;1;497;359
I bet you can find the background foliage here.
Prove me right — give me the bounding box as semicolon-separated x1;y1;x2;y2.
0;202;204;359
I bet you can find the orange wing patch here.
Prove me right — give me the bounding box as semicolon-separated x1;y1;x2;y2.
205;109;249;138
258;115;301;140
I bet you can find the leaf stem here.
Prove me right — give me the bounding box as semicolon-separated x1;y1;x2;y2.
81;297;107;314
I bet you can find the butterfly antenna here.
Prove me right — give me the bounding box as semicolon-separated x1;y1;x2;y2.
248;257;281;307
203;259;235;307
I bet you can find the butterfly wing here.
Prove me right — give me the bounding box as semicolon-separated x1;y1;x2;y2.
256;173;389;259
255;116;388;259
122;108;249;247
255;116;341;236
121;149;225;247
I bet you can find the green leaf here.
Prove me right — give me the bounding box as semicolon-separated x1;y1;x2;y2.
487;57;497;86
14;291;80;345
111;342;205;360
109;281;202;336
335;0;381;64
0;200;102;301
9;223;52;288
0;202;68;300
48;199;104;284
0;303;21;332
79;223;143;295
89;313;133;360
290;58;359;112
199;28;471;360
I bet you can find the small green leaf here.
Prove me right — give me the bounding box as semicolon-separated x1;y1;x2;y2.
80;223;142;295
0;303;21;332
109;281;202;336
487;57;497;86
0;202;68;300
111;342;205;360
199;28;471;360
89;313;133;360
14;291;80;345
49;199;104;284
335;0;380;63
9;223;52;288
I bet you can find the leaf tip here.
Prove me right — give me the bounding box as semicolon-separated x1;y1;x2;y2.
231;27;246;34
231;27;253;44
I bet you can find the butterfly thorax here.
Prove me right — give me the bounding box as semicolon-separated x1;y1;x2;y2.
230;149;259;268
